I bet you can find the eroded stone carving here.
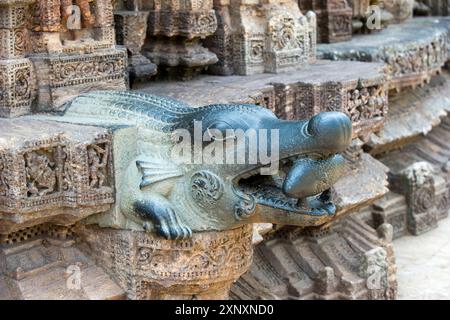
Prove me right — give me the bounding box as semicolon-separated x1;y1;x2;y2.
0;0;36;118
299;0;353;43
141;0;218;79
381;0;414;23
205;0;316;75
77;224;253;299
57;91;352;240
0;119;114;235
114;0;157;82
231;216;397;300
24;0;129;111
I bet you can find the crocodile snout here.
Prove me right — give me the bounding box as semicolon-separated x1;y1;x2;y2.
306;112;352;155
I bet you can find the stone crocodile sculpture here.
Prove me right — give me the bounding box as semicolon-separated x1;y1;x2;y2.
61;91;352;239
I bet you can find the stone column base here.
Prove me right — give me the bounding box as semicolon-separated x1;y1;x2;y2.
77;224;253;300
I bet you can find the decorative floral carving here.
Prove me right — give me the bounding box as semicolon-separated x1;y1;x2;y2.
191;171;224;209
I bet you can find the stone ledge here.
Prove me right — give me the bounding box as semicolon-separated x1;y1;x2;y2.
318;17;450;92
134;60;387;141
366;72;450;155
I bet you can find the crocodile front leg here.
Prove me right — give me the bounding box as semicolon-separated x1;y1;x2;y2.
133;193;192;240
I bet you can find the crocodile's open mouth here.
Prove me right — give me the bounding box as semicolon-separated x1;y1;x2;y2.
234;155;337;217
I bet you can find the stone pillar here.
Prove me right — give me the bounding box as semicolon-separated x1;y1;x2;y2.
77;224;254;300
114;0;157;82
141;0;218;79
0;0;36;118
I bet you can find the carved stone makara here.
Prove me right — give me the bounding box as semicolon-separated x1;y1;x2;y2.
56;91;353;240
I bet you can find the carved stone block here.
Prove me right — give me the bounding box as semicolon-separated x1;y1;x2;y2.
0;0;31;30
299;0;353;43
381;158;440;235
366;72;450;155
141;0;218;78
0;59;35;118
205;0;316;75
372;191;408;239
0;27;28;59
30;49;128;111
0;119;114;234
77;224;253;300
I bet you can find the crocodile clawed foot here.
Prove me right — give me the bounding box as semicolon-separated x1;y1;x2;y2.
134;196;193;240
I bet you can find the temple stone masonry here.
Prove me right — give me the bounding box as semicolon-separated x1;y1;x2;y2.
1;0;450;300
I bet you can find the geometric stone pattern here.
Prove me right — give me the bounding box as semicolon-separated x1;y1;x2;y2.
0;59;34;118
30;49;128;111
0;118;114;234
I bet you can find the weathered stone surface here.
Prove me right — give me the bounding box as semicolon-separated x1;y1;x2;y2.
299;0;353;43
0;59;35;118
0;118;114;234
141;0;218;78
77;224;253;300
31;49;128;111
205;0;317;75
135;60;387;141
414;0;448;16
331;147;389;221
0;235;125;300
379;154;447;235
382;0;414;23
372;192;409;239
0;0;35;118
366;72;450;155
0;0;129;115
231;215;397;300
318;18;449;92
114;10;157;82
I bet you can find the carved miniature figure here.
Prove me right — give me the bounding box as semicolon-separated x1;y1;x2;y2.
87;144;108;188
25;152;57;197
0;159;8;195
62;91;353;240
